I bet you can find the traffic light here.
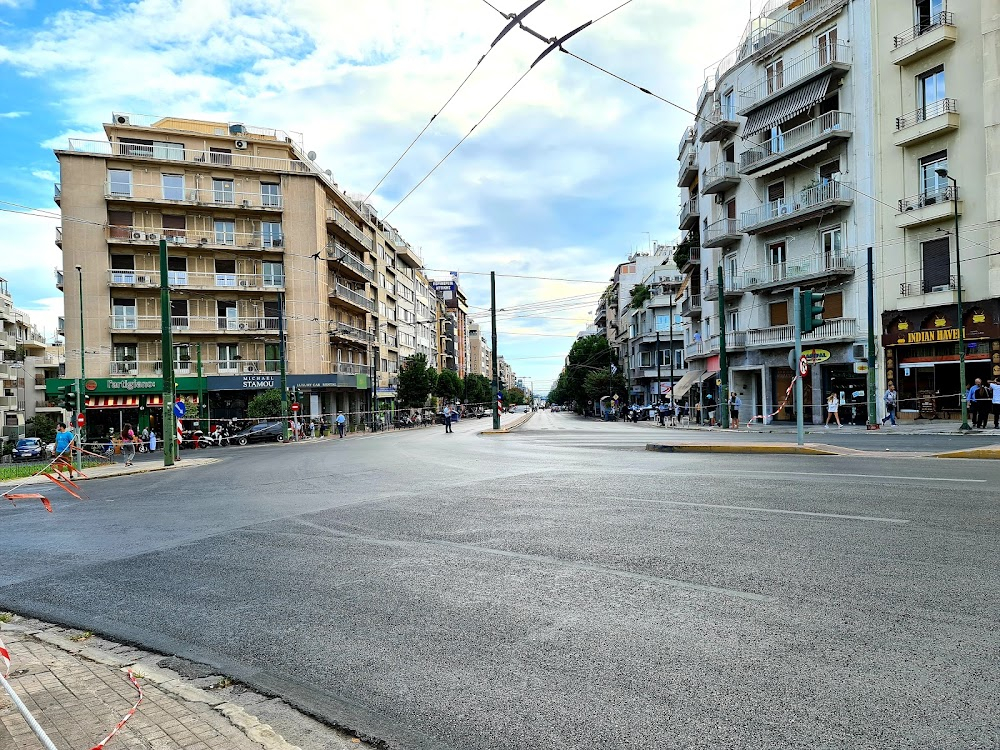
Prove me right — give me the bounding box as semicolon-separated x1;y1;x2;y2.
59;383;77;412
800;291;826;333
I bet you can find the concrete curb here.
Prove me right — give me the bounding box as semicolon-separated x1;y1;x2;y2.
645;442;842;456
0;456;220;488
480;412;535;435
933;445;1000;460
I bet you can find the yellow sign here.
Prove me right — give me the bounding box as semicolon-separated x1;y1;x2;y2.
801;348;831;364
905;329;961;344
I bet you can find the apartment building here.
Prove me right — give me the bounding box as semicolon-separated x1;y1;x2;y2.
414;270;441;371
467;320;493;379
497;356;516;390
872;0;1000;417
676;0;876;423
433;275;470;376
53;112;435;432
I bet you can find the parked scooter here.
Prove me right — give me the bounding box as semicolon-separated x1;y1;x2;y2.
203;424;230;447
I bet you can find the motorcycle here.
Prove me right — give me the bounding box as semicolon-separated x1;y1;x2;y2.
202;425;231;447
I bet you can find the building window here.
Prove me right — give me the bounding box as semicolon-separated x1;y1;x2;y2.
173;344;191;372
112;298;137;329
108;169;132;197
263;261;284;287
639;351;652;368
112;344;138;375
217;300;238;330
821;226;843;259
214;219;235;245
921;237;951;292
919;150;948;202
264;344;281;371
261;221;282;248
213;179;235;204
110;254;135;284
917;65;945;117
769;300;788;326
823;291;844;319
729;311;740;331
161;173;184;201
261;183;281;207
721;90;735;119
816;27;837;65
162;214;186;239
218;343;240;372
916;0;946;33
154;141;184;160
766;59;784;95
170;299;189;329
215;259;237;287
768;241;787;269
167;256;187;286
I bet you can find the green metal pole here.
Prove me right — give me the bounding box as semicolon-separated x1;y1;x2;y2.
953;179;969;430
75;265;84;471
278;291;290;440
793;286;804;446
196;343;205;432
717;265;729;429
866;247;878;428
491;271;500;430
159;239;176;466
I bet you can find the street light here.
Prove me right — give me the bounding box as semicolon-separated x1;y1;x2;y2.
75;265;84;381
934;168;970;430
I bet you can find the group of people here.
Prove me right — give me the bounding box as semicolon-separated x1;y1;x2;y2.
967;377;1000;429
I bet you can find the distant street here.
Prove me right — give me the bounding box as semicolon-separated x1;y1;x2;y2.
2;411;998;750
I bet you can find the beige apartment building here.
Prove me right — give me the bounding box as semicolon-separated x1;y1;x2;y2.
53;112;426;432
873;1;1000;417
467;320;493;380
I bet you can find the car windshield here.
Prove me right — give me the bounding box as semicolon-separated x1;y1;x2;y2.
16;439;38;448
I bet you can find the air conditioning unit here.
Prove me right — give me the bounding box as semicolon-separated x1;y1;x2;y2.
187;190;198;201
853;343;867;361
147;233;159;241
234;139;249;150
239;280;250;287
241;200;251;208
169;236;188;244
114;114;130;126
930;284;950;293
244;363;258;372
238;323;248;330
714;194;725;205
131;231;146;240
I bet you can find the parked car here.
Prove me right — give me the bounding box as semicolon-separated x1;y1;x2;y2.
231;421;285;446
12;437;47;462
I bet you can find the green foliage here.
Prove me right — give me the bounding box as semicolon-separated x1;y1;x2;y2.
463;373;493;406
398;354;436;409
26;414;58;445
506;386;527;406
629;283;652;310
583;371;628;405
435;369;463;401
546;335;619;411
246;389;283;419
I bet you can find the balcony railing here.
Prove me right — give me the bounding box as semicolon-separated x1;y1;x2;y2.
105;182;282;210
893;11;954;48
747;317;857;348
335;363;365;375
730;0;848;72
703;277;743;300
709;331;747;352
679;197;699;224
330;283;376;312
54;183;61;202
703;218;742;247
742;251;855;290
896;98;957;131
55;269;64;289
739;43;851;112
686;340;708;358
326;207;374;251
107;225;284;249
327;241;375;282
741;181;852;233
64;138;312;175
901;275;959;297
740;111;852;172
111;359;280;376
701;104;738;141
681;295;702;317
898;184;957;213
109;315;279;332
331;322;375;343
677;126;695;158
108;269;283;290
55;226;63;245
702;161;738;193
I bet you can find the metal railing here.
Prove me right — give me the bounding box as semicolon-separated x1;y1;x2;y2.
686;340;708;357
54;183;61;201
740;111;852;170
729;0;847;72
326;207;374;251
678;197;699;221
900;275;958;297
335;363;365;375
681;295;702;316
65;138;312;174
54;269;64;288
110;359;280;376
703;277;743;300
704;218;741;245
746;317;857;347
109;315;280;332
893;11;954;48
107;269;283;289
327;241;375;282
677;126;695;158
106;225;284;249
703;161;738;185
55;226;62;244
705;103;737;128
739;43;851;110
895;98;957;131
330;283;376;312
898;184;957;212
709;331;747;351
104;181;283;209
331;322;375;343
741;181;852;231
741;251;855;288
107;111;303;144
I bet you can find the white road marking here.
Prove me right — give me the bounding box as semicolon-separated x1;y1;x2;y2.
615;497;910;524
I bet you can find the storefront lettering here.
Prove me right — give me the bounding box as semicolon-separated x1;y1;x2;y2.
242;376;277;389
107;379;158;391
905;329;961;344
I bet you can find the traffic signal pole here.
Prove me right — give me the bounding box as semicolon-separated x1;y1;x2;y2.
793;287;804;446
491;272;500;431
278;291;290;441
159;238;176;467
717;265;729;429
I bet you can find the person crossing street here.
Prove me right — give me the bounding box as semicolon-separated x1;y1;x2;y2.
882;383;898;426
443;404;453;434
336;412;346;438
992;377;1000;429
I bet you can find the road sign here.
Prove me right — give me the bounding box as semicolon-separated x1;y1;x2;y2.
173;400;186;418
798;356;809;377
613;393;619;400
716;378;722;386
291;402;300;412
76;413;85;428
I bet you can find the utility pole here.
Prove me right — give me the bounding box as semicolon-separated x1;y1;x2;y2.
669;297;675;407
655;330;661;405
159;238;176;467
866;247;878;429
793;286;804;446
491;272;500;430
717;265;729;429
75;264;84;472
196;343;205;433
278;291;290;441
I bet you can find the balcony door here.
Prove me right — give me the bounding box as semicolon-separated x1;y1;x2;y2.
816;28;837;65
112;298;137;329
822;226;843;268
218;343;240;373
921;237;951;293
919;151;948;204
916;0;945;32
767;181;786;218
170;299;189;330
173;344;191;374
769;241;787;282
917;66;945;120
110;254;135;284
218;300;239;330
113;344;137;375
766;59;783;96
167;256;188;286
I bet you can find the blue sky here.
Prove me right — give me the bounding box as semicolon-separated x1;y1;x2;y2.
0;0;750;392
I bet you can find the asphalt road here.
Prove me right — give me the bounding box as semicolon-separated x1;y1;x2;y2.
2;411;998;749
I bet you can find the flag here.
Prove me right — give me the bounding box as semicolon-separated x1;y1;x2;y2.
610;364;618;375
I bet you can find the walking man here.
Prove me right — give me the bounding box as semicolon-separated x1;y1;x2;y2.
443;404;453;434
992;377;1000;429
336;411;346;438
729;393;742;429
55;422;76;478
882;383;898;426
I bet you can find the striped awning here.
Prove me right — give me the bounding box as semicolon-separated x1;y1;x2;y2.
743;74;833;137
84;395;191;409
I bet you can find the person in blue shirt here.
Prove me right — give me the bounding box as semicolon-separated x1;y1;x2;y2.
54;422;76;478
336;412;346;438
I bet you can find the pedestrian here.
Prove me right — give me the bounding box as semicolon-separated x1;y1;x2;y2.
992;377;1000;429
825;393;841;428
970;378;991;429
443;404;453;433
336;411;346;438
54;422;76;478
882;383;898;426
149;428;157;452
730;393;742;429
121;422;138;466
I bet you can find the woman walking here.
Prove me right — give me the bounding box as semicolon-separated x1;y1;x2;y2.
121;422;138;466
825;393;841;428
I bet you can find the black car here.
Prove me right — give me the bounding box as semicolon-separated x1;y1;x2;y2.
231;421;285;446
12;437;47;462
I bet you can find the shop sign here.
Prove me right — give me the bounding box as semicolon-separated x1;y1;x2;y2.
904;328;962;344
242;375;278;390
801;348;831;364
853;362;869;374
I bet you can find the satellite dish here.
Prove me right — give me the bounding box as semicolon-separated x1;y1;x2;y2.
325;170;332;177
307;151;317;161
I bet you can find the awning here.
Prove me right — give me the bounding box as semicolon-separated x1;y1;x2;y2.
672;370;703;399
743;73;833;137
85;395;186;409
701;370;719;382
752;143;828;178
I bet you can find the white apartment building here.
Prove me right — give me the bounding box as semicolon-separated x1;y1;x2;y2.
677;0;876;424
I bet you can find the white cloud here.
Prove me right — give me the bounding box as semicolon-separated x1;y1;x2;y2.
0;209;62;338
0;110;28;118
31;169;57;181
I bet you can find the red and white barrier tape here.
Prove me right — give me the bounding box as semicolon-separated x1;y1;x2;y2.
0;633;10;678
745;375;799;429
89;667;144;750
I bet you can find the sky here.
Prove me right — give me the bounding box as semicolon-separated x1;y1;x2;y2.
0;0;752;394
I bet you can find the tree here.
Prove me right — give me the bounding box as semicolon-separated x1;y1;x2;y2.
549;334;620;413
583;371;627;406
463;374;492;406
629;283;652;310
506;386;527;406
398;354;436;409
26;414;57;445
247;389;283;419
435;369;462;401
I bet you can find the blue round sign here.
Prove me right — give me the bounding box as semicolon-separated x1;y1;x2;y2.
173;400;186;418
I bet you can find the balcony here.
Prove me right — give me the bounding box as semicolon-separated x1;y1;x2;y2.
326;207;374;252
738;43;851;115
63;138;313;175
329;283;376;313
107;269;283;291
678;197;700;231
0;363;12;379
677;148;698;188
54;183;61;204
896;185;961;229
746;317;858;349
709;331;747;352
740;181;853;235
0;332;13;350
55;268;64;291
732;0;848;70
893;99;959;148
679;245;701;273
677;126;695;159
34;374;46;389
327;240;374;283
702;161;739;195
56;317;65;336
335;363;366;376
700;104;738;143
739;111;852;175
108;315;280;333
686;339;709;359
105;181;282;211
386;232;422;268
897;275;960;311
703;278;744;302
111;359;280;376
0;395;16;411
330;322;375;345
741;251;856;293
107;226;284;251
55;226;63;247
681;294;702;318
703;218;742;248
890;12;956;66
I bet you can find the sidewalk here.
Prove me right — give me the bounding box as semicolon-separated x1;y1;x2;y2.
620;417;993;436
0;457;220;489
0;616;370;750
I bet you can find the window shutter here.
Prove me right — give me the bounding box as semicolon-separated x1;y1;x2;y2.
921;238;950;292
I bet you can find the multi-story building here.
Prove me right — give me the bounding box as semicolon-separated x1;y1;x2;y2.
497;356;516;391
467;320;493;379
873;0;1000;418
414;270;440;370
53;112;427;432
434;275;470;377
677;0;876;423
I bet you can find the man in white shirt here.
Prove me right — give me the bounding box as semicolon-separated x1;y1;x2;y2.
991;377;1000;429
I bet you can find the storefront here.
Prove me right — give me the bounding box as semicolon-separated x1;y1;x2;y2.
883;301;999;419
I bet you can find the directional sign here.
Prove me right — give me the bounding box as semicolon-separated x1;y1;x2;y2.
173;400;186;418
76;413;85;428
291;402;300;412
798;356;809;377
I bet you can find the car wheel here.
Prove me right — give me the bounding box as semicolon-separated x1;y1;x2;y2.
276;435;284;442
237;436;249;446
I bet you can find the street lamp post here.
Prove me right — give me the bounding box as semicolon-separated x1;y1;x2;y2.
75;264;85;471
935;168;969;430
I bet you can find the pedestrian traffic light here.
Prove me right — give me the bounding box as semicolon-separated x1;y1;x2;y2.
800;291;826;333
